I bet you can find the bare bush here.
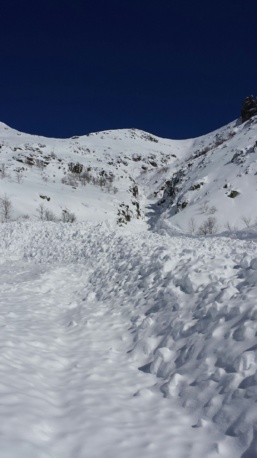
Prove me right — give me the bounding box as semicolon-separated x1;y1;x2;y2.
0;164;7;179
225;222;238;232
16;172;23;184
0;194;12;222
62;208;76;223
188;217;196;234
62;168;116;193
79;170;91;186
36;203;57;221
61;174;78;187
199;201;209;214
36;203;46;221
35;159;45;170
198;217;218;235
225;221;232;232
241;216;252;228
44;209;57;222
198;201;217;215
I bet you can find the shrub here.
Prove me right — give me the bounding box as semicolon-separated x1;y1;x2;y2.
16;171;23;183
61;174;78;187
241;216;251;228
198;217;218;235
225;222;238;232
44;209;57;222
36;203;46;221
0;164;7;179
68;162;83;174
0;194;12;222
199;201;210;213
62;208;76;223
198;201;217;215
188;217;196;234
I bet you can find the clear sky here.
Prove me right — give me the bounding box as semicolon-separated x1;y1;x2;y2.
0;0;256;139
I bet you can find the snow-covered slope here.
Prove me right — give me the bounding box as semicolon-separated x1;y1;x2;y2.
1;117;257;457
1;221;257;457
142;116;257;234
0;122;191;225
1;116;257;233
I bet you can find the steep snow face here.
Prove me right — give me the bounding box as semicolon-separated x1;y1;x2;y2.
148;117;257;234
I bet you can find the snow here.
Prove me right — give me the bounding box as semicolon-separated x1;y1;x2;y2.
1;118;257;456
0;221;257;456
0;122;188;225
1;116;257;232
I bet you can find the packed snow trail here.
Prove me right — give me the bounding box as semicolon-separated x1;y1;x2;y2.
1;222;257;456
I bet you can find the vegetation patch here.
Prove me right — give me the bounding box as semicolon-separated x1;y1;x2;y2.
68;162;83;174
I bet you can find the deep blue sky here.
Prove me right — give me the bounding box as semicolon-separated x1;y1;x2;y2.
0;0;256;139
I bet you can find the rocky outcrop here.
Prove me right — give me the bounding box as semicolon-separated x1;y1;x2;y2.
241;95;257;123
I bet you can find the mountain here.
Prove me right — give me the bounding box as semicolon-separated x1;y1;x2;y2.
1;114;257;234
1;114;257;457
0;122;183;225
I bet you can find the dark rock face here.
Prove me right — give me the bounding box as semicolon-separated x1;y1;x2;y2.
241;96;257;123
228;190;239;198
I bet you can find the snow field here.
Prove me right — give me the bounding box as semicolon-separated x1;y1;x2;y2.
1;222;257;455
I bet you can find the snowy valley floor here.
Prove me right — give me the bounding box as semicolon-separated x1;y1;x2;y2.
1;222;257;457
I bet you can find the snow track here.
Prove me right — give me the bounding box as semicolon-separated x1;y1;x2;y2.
0;222;257;456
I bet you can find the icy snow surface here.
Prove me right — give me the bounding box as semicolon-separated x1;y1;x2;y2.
0;222;257;457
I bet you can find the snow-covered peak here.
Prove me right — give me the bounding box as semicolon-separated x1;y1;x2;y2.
1;115;257;233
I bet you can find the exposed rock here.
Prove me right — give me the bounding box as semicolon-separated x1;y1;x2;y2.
228;190;239;198
117;204;133;225
189;182;204;191
130;185;139;198
177;200;188;211
241;96;257;123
